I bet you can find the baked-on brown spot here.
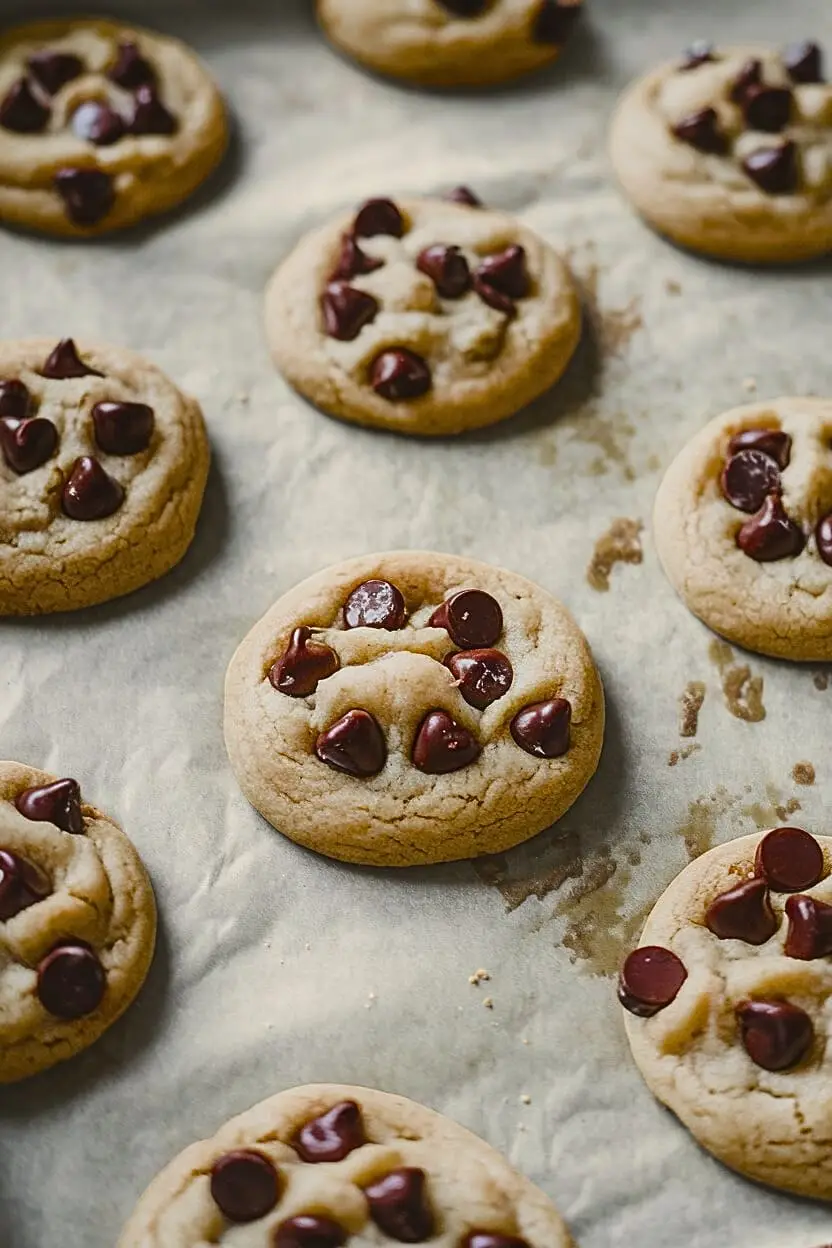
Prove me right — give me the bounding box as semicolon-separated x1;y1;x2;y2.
709;640;765;723
668;744;701;767
814;671;829;691
679;681;706;737
586;518;643;591
792;762;816;786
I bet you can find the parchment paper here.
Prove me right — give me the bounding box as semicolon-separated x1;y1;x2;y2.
1;2;831;1245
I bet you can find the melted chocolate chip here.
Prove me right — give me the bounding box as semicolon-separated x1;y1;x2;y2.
129;85;177;136
344;579;407;630
742;141;798;194
72;100;125;146
672;107;727;155
0;417;58;474
783;40;824;85
54;167;116;227
62;456;125;521
353;198;405;239
321;282;379;342
736;999;814;1071
0;77;51;135
412;710;481;774
755;827;825;892
680;41;716;71
476;246;529;300
0;379;31;420
463;1236;531;1248
92;401;154;455
109;40;157;90
618;946;687;1017
473;275;516;317
370;350;432;402
445;648;513;710
295;1100;366;1163
273;1215;347;1248
816;513;832;566
784;894;832;960
42;338;103;380
743;85;792;133
429;589;503;649
727;428;791;468
27;51;84;96
705;877;777;945
16;778;83;834
417;245;471;299
315;711;387;777
270;627;339;697
721;449;781;513
446;185;482;207
729;58;762;103
532;1;582;45
37;943;106;1019
365;1169;435;1243
0;849;50;921
331;235;384;282
437;0;490;14
737;491;805;561
210;1150;281;1223
510;698;571;759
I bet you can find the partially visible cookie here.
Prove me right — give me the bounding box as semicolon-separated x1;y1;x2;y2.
0;18;228;236
265;195;581;436
619;828;832;1200
118;1082;574;1246
654;397;832;660
0;760;156;1083
0;336;210;615
610;40;832;262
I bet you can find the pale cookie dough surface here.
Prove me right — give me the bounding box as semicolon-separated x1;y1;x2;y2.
264;196;581;437
118;1082;574;1247
224;551;604;867
0;19;228;237
623;832;832;1201
609;43;832;262
0;760;156;1083
0;337;210;615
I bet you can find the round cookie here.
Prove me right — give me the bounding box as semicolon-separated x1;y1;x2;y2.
264;194;581;436
0;18;227;237
609;40;832;262
118;1082;574;1246
654;398;832;660
0;759;156;1083
619;827;832;1200
0;336;210;615
224;551;604;867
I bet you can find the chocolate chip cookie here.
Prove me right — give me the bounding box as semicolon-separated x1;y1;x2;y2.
0;18;227;236
224;551;604;867
0;760;156;1083
118;1082;574;1245
0;337;210;615
619;828;832;1200
264;195;581;436
609;41;832;261
654;398;832;660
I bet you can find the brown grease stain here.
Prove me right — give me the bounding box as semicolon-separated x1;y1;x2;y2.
573;254;644;359
793;762;816;786
558;857;653;977
665;279;682;296
679;681;706;737
678;785;802;862
587;518;643;591
814;672;829;691
537;405;637;480
709;640;766;723
472;832;583;912
668;743;701;767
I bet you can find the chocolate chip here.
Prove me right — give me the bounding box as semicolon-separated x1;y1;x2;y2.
412;710;481;774
54;167;116;227
755;826;824;892
295;1100;366;1163
315;710;387;777
370;350;432;402
16;778;83;834
0;417;58;474
463;1236;531;1248
618;946;687;1017
270;627;339;697
445;648;513;710
510;698;572;759
705;877;777;945
736;999;814;1071
445;186;482;207
92;401;154;455
476;246;529;300
532;1;582;45
331;235;384;282
417;245;471;299
344;579;407;630
784;894;832;960
743;85;792;133
0;78;50;134
737;490;805;561
742;141;798;194
672;107;728;155
109;40;157;90
729;58;762;103
37;943;106;1019
72;100;125;146
353;198;405;239
473;275;517;317
129;85;177;136
321;282;379;342
210;1150;281;1223
679;41;716;71
429;589;503;648
62;456;125;521
273;1215;347;1248
0;379;31;420
436;0;490;14
0;849;50;921
783;40;824;84
721;449;781;513
727;428;791;468
42;338;103;380
27;51;84;95
817;513;832;567
365;1169;434;1243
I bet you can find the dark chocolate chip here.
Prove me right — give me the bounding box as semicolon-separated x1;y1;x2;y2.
321;282;379;342
0;417;58;474
429;589;503;649
129;85;177;136
273;1215;347;1248
445;185;483;207
721;449;781;513
679;41;716;71
737;491;805;562
62;456;125;521
736;999;814;1071
27;51;84;96
510;698;572;759
315;711;387;778
412;710;481;774
365;1169;434;1243
42;338;103;380
743;85;792;133
54;167;116;227
270;627;340;697
672;107;728;155
0;78;50;134
475;246;529;300
37;943;106;1019
742;141;799;194
473;275;516;317
784;894;832;960
417;245;471;299
463;1236;532;1248
344;579;407;631
532;1;582;45
0;379;32;420
436;0;490;15
729;58;762;103
210;1150;281;1223
331;235;384;282
353;198;405;239
92;401;154;455
816;512;832;567
755;827;824;892
618;946;687;1017
727;428;791;468
370;350;432;402
16;778;83;834
782;40;824;85
704;877;777;945
109;40;157;90
295;1100;366;1163
444;648;513;710
0;849;51;922
72;100;125;146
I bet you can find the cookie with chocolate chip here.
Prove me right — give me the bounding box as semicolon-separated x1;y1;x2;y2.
0;18;227;236
224;551;604;866
610;42;832;261
264;196;581;436
654;398;832;660
0;337;210;614
118;1082;574;1245
620;828;832;1199
0;759;156;1082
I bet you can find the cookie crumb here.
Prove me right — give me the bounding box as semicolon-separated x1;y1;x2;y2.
792;762;816;786
587;517;643;592
669;743;702;767
742;376;757;393
469;968;491;985
665;278;682;295
814;671;829;691
679;681;706;737
520;1094;531;1105
482;996;494;1010
521;1037;530;1045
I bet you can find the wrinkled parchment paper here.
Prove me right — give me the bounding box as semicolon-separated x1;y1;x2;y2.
2;2;832;1245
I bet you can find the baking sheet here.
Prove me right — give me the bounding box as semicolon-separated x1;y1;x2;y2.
1;1;832;1244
